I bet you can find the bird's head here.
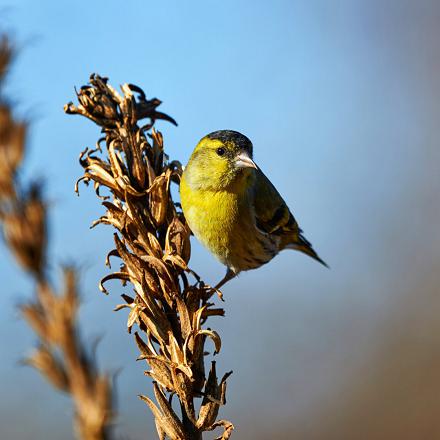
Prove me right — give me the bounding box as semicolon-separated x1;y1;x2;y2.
184;130;257;191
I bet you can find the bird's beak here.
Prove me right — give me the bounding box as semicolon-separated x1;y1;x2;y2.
235;152;257;169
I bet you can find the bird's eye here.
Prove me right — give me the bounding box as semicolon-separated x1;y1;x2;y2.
216;147;226;156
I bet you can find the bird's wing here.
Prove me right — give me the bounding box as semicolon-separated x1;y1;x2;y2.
252;169;300;237
252;169;327;266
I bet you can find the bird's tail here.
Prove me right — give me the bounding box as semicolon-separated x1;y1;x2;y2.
286;233;328;268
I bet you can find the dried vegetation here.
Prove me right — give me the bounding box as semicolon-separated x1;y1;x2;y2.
0;36;113;440
0;30;233;439
65;74;233;440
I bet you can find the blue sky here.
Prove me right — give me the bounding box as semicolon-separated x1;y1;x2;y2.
1;1;440;439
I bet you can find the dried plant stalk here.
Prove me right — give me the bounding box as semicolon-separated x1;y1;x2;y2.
65;74;234;440
0;36;113;440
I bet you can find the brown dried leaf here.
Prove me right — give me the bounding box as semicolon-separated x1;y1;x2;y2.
113;234;145;282
165;216;191;264
144;356;174;391
170;367;197;423
193;305;207;333
154;419;166;440
168;333;184;365
139;254;178;301
138;310;168;345
210;420;234;440
197;361;220;430
147;169;171;226
146;232;163;258
176;296;192;340
136;279;172;338
163;253;188;271
134;331;153;357
84;163;119;192
99;272;130;294
196;329;221;355
126;304;141;332
113;303;130;312
151;382;188;439
105;248;120;268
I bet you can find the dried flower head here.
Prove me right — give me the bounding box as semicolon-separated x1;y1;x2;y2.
67;74;233;440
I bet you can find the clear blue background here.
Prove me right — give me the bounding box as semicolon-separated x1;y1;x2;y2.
1;1;440;439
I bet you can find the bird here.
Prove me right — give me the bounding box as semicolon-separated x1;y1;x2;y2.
180;130;327;289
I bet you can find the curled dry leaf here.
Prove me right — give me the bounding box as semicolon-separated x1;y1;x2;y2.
196;329;222;355
210;420;235;440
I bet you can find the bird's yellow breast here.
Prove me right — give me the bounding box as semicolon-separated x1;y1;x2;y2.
180;173;271;272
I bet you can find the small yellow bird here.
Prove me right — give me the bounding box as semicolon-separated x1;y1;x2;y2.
180;130;327;289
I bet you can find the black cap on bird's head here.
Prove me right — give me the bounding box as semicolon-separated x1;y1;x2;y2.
206;130;253;157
